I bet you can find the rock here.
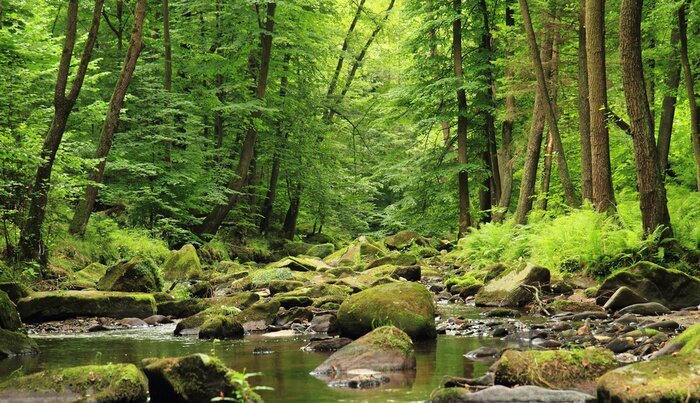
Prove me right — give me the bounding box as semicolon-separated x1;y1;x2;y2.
121;317;148;328
428;385;595;403
309;314;337;333
324;237;386;267
605;337;636;354
337;282;436;340
596;261;700;310
269;280;304;295
442;373;495;388
366;252;418;270
653;323;700;357
0;363;147;402
97;257;162;293
475;263;550;307
464;347;501;360
493;348;617;389
303;337;353;352
602;286;648;311
188;282;213;298
328;369;390;389
491;327;509;337
157;293;259;318
618;302;671;316
0;291;22;331
484;308;520;318
307;243;335;258
0;329;39;358
384;231;429;250
199;315;244;339
642;320;679;331
142;354;260;402
312;326;415;375
175;299;278;337
268;256;333;272
0;283;28;304
597;353;700;402
75;262;108;284
283;241;313;256
549;300;604;314
17;291;156;323
162;244;204;281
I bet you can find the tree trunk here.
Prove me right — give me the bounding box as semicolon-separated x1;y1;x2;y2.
657;28;681;175
678;1;700;191
69;0;147;236
454;0;472;236
282;182;302;240
538;131;555;210
586;0;616;211
619;0;673;236
578;0;593;201
163;0;173;163
19;0;104;263
195;3;276;237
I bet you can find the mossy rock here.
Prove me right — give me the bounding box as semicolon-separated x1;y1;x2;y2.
249;267;294;287
596;261;700;310
312;326;416;375
493;348;617;389
324;236;386;267
142;354;262;403
475;263;550;307
307;243;335;258
274;295;313;309
384;231;430;251
655;323;700;357
0;363;147;402
17;291;156;323
366;252;418;270
549;299;605;313
75;262;108;284
237;300;281;324
0;283;28;304
337;282;436;340
597;353;700;402
429;385;595;403
0;329;39;358
283;241;314;256
0;290;22;331
277;283;351;300
158;293;259;319
162;244;203;281
97;257;162;293
199;315;244;339
269;280;305;295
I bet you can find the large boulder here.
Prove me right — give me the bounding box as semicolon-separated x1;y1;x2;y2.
97;257;162;293
0;329;39;358
312;326;416;375
174;300;279;337
307;243;335;259
384;231;430;250
142;354;262;403
653;323;700;357
0;363;147;402
17;291;156;323
596;261;700;310
0;290;22;331
157;293;259;318
267;256;333;272
493;348;617;389
337;282;436;340
429;385;595;403
324;237;386;268
162;244;203;281
475;263;550;307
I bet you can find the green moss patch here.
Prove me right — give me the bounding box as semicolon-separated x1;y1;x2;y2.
17;291;156;323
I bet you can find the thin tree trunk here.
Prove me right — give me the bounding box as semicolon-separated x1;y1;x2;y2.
195;3;276;237
454;0;472;236
657;28;681;175
619;0;673;236
163;0;173;163
578;0;593;201
19;0;104;263
678;1;700;191
69;0;147;236
586;0;616;211
282;182;302;240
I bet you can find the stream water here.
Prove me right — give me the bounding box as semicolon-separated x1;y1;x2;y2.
0;305;515;402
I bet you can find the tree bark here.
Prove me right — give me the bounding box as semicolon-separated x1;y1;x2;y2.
578;0;593;201
19;0;104;263
678;1;700;191
619;0;673;236
195;3;276;237
454;0;472;236
282;181;302;240
163;0;173;163
69;0;147;236
657;28;681;175
586;0;616;211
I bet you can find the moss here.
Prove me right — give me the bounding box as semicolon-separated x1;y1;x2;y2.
428;386;471;402
237;300;281;324
307;243;335;258
0;283;29;304
494;348;617;389
445;271;484;290
268;280;304;294
75;262;108;284
0;329;39;358
673;323;700;355
162;244;203;281
367;325;414;356
199;315;244;339
0;290;21;331
97;257;162;293
549;299;604;313
249;267;294;287
0;363;148;402
17;291;156;323
624;328;660;338
475;263;550;307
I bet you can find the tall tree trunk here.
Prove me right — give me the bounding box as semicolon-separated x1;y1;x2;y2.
282;182;302;240
586;0;616;211
163;0;173;163
619;0;673;236
678;1;700;191
195;3;276;237
69;0;147;236
539;132;555;210
454;0;472;236
657;28;681;175
493;2;516;223
578;0;593;201
19;0;104;263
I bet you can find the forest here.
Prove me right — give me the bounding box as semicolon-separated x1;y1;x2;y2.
0;0;699;402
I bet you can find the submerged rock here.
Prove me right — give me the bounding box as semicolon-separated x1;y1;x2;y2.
97;257;162;293
0;363;147;402
428;385;595;402
0;329;39;358
337;282;436;340
475;263;550;307
17;291;156;323
162;244;204;281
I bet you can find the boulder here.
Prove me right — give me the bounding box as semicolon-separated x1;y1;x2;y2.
17;291;156;323
267;256;333;272
617;302;671;316
175;300;279;337
97;257;162;293
0;363;147;402
269;280;304;295
0;282;28;304
309;314;338;333
653;323;700;357
199;315;244;339
324;237;386;268
142;354;261;403
307;243;335;258
0;329;39;358
75;262;108;284
493;348;617;389
162;244;203;281
0;290;22;331
337;282;436;340
366;252;418;270
475;263;550;307
303;337;353;352
311;326;416;375
384;231;429;250
596;261;700;310
157;293;259;318
428;385;595;403
602;286;648;311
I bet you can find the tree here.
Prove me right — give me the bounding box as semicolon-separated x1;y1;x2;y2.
69;0;147;236
19;0;104;263
453;0;472;236
619;0;673;236
678;1;700;191
578;0;592;201
656;28;681;176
